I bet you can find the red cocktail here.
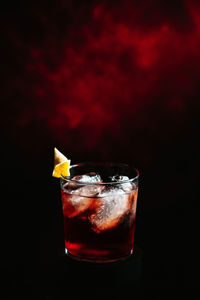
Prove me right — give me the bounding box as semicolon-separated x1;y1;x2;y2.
60;163;139;262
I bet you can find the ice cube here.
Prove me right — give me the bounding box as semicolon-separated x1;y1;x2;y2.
110;175;133;192
72;172;102;183
110;175;129;182
62;185;102;218
63;172;102;192
71;185;102;197
89;187;130;232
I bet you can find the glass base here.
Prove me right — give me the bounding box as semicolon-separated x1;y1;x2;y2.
65;248;134;263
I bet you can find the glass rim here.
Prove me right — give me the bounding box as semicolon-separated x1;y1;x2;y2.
60;162;139;186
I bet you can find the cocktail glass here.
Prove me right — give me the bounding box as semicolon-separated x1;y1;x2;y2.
60;162;139;263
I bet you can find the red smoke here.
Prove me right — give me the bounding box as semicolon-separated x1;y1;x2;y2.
2;0;200;162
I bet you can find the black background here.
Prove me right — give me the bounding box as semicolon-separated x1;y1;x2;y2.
1;0;198;295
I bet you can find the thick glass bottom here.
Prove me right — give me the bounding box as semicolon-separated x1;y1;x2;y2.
65;247;134;263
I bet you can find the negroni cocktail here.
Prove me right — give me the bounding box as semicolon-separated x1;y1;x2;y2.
60;162;139;262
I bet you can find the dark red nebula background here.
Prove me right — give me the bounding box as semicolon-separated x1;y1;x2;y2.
1;0;198;292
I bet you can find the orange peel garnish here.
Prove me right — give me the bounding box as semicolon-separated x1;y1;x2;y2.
52;147;70;178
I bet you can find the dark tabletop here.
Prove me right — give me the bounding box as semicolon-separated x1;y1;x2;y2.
1;172;187;296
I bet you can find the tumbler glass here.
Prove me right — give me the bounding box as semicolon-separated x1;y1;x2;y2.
60;162;139;263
